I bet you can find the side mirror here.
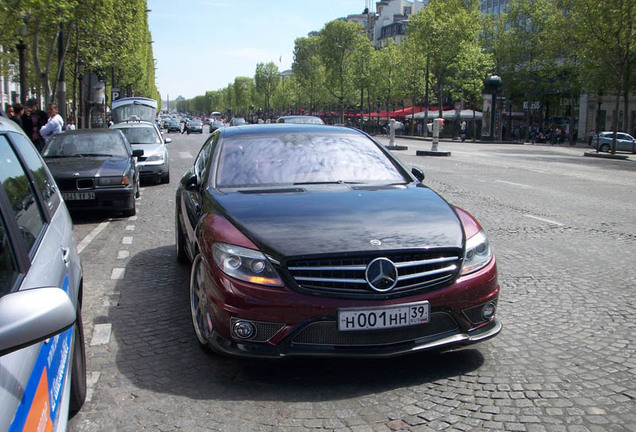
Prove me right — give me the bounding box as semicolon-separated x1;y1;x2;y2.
165;137;172;144
0;288;76;357
411;167;425;182
132;149;144;158
185;172;199;191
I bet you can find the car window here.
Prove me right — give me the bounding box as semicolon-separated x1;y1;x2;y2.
0;214;19;296
215;133;405;188
11;132;61;214
195;133;218;181
0;136;46;255
118;126;161;144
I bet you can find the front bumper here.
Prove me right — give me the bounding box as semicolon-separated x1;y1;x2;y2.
200;257;501;359
63;187;135;213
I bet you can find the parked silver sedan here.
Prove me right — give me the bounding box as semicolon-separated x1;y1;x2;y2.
0;116;86;430
595;131;636;153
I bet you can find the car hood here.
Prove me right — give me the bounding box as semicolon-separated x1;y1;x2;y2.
45;156;129;178
213;184;463;257
132;143;164;158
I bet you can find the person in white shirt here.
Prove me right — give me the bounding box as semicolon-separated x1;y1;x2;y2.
40;103;64;145
66;118;76;131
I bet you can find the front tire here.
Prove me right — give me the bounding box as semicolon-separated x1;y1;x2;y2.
190;254;212;349
69;311;87;414
599;143;610;152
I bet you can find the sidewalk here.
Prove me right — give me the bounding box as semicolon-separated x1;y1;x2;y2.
390;134;635;160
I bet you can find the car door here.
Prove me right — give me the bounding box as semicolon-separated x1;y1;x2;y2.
0;132;79;431
181;133;217;250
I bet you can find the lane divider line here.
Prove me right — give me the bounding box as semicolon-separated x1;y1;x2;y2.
90;323;112;346
77;221;109;254
523;214;564;226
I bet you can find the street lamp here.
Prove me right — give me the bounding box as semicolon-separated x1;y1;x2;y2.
482;75;502;142
15;24;28;105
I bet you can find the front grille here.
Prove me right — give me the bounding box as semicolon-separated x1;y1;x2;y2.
56;178;94;191
290;312;458;346
286;249;462;298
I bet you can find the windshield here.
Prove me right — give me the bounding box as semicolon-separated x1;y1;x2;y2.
111;98;157;123
215;133;405;188
117;126;162;145
44;133;129;157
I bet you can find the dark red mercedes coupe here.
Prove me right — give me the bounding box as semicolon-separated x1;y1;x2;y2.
175;124;501;358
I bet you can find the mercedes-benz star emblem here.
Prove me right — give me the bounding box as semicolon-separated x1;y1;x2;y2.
365;257;398;292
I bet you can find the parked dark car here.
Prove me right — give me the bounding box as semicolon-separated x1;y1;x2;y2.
43;129;143;217
166;119;181;133
175;124;501;359
209;120;225;133
0;116;86;429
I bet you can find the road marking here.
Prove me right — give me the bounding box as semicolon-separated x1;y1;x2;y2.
77;221;109;254
122;236;133;244
90;323;112;346
125;225;135;231
523;214;564;226
117;250;130;259
496;180;533;189
111;268;125;279
179;151;193;159
85;372;100;402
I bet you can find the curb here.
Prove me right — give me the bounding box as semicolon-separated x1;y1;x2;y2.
583;152;630;160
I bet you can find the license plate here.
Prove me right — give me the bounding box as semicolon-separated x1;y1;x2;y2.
338;301;430;331
63;192;95;200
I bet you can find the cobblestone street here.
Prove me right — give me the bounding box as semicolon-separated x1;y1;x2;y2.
69;134;636;432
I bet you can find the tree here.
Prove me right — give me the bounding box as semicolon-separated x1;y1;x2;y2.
408;0;484;120
292;36;326;115
318;20;366;123
492;0;570;135
372;40;402;124
254;62;280;118
563;0;636;152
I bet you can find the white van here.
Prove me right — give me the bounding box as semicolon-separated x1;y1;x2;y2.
111;97;158;124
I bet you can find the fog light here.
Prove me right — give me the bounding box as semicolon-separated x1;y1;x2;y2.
482;302;496;320
232;320;256;340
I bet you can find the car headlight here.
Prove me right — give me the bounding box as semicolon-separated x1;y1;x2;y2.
98;176;130;186
145;153;165;162
461;230;492;275
212;243;283;287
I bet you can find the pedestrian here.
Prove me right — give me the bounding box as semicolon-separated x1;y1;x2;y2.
417;121;422;136
21;98;48;152
40;103;64;146
10;103;24;128
588;129;595;146
460;120;467;142
181;119;189;134
5;104;14;118
66;118;76;131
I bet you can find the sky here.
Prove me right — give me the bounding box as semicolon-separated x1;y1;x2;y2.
147;0;370;101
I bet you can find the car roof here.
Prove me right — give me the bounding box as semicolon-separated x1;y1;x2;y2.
0;116;26;134
111;120;157;128
220;123;360;139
